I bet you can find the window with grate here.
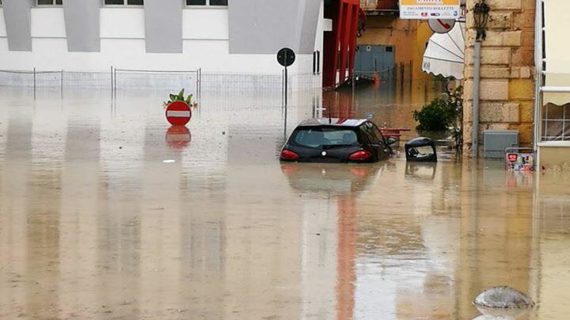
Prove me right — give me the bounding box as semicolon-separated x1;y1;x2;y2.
37;0;63;5
186;0;227;6
542;103;570;141
104;0;144;5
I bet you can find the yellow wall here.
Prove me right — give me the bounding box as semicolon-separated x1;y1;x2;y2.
357;16;432;80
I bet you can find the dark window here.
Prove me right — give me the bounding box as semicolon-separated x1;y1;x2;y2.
386;46;393;52
187;0;206;5
186;0;227;5
105;0;143;4
363;122;382;142
37;0;62;5
292;128;358;148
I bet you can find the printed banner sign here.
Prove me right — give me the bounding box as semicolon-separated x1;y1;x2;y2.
505;148;534;172
399;0;461;19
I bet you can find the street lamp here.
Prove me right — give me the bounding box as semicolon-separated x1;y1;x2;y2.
473;0;490;41
471;0;490;157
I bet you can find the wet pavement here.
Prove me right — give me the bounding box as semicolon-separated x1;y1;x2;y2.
0;85;570;320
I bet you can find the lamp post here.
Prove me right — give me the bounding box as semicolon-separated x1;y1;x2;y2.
471;0;490;158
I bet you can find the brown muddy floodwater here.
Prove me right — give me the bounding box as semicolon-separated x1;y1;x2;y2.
0;86;570;320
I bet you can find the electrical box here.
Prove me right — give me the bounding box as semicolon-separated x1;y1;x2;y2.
483;130;519;159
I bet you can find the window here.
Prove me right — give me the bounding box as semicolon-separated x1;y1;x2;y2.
105;0;143;5
37;0;62;5
542;103;570;141
292;128;358;148
186;0;227;6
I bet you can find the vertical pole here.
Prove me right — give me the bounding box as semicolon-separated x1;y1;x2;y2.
284;65;288;110
111;66;114;98
113;68;117;99
33;67;36;100
61;69;64;99
284;64;288;140
533;0;543;154
472;41;482;158
195;70;199;105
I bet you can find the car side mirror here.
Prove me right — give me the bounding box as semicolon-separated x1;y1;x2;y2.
386;137;397;145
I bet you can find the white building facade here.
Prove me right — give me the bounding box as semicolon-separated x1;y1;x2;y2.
0;0;325;76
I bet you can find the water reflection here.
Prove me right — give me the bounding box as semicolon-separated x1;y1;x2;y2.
405;162;437;180
165;126;191;151
281;163;385;196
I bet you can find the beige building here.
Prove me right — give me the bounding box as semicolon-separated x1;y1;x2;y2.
463;0;536;151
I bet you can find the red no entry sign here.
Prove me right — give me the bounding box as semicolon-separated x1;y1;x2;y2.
165;101;191;126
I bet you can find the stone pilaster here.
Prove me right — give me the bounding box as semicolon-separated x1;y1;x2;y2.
463;0;535;154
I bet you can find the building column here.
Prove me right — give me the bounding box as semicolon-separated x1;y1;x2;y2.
144;0;182;53
63;0;101;52
2;0;33;51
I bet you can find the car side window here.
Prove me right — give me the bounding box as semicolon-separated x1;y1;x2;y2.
369;122;386;144
363;122;384;145
359;126;372;144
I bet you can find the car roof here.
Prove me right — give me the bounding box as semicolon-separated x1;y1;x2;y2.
297;118;369;128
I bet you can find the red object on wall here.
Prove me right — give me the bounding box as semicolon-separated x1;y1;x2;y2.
323;0;360;89
165;101;192;126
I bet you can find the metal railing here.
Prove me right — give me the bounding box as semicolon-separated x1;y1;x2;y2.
111;67;202;103
0;68;64;99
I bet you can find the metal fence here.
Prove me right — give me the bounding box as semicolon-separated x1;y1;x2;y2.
0;68;321;103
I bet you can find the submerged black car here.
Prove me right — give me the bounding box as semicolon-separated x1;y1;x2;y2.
280;118;395;163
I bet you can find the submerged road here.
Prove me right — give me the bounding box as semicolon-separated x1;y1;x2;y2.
0;88;569;319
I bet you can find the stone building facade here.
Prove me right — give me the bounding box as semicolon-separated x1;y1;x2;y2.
463;0;536;153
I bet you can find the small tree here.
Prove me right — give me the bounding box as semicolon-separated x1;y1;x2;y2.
413;84;463;150
163;89;195;107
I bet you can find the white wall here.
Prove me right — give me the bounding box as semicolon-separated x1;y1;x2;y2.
31;7;66;38
0;7;319;75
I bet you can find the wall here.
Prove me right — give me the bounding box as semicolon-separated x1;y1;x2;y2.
357;16;432;80
463;0;536;152
0;5;321;75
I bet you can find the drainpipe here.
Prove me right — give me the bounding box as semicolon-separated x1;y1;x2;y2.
472;40;481;158
472;0;490;158
533;0;543;154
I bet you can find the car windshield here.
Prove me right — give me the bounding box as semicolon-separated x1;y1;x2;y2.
292;128;358;148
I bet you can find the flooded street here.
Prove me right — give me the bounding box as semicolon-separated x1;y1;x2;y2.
1;85;570;320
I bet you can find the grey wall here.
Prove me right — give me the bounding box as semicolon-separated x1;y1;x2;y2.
2;0;33;51
144;0;182;53
63;0;101;52
229;0;304;54
296;0;321;54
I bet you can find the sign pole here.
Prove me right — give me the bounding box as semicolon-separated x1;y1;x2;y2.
284;64;288;111
277;48;295;139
